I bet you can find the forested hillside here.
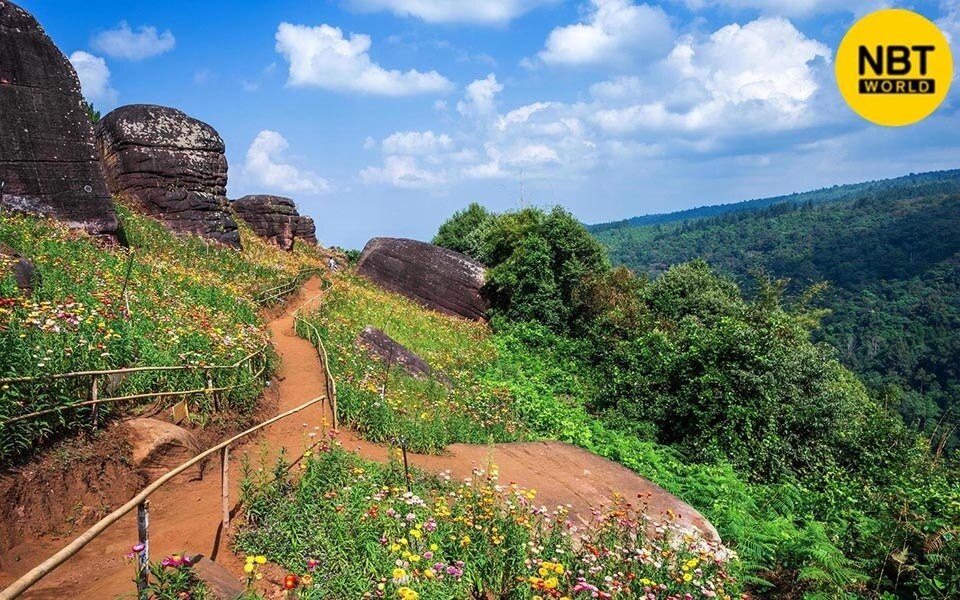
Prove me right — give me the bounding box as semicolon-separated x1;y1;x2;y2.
594;172;960;454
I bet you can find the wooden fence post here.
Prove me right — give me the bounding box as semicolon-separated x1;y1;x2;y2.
221;446;230;531
206;370;215;411
90;378;99;431
137;501;150;599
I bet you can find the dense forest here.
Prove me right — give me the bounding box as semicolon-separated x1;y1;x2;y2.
593;171;960;454
431;203;959;598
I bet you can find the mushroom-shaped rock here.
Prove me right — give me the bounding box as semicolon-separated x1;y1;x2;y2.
0;1;118;240
95;104;240;247
356;238;488;321
232;194;317;250
357;326;446;382
120;418;204;484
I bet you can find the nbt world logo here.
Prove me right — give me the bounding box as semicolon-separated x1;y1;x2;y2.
836;9;953;126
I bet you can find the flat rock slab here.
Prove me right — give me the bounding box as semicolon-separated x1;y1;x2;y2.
232;194;317;250
96;104;240;247
0;1;118;240
356;237;488;321
357;325;445;382
410;441;720;542
0;242;35;293
120;418;204;484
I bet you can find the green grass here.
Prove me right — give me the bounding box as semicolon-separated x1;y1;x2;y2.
0;205;322;461
298;274;523;453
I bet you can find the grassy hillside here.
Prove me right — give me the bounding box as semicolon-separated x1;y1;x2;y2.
593;176;960;453
0;204;323;461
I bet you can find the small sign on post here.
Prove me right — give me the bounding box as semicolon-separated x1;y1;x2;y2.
171;400;190;424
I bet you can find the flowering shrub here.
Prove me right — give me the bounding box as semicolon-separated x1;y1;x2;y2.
125;545;208;600
235;441;743;599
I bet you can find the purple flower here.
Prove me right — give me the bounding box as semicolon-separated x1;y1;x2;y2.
132;543;145;553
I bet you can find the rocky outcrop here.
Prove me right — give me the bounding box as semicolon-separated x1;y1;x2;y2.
120;418;204;484
95;104;240;247
295;214;318;245
0;243;36;293
192;557;245;600
356;238;488;321
232;195;317;250
0;1;118;240
357;326;446;382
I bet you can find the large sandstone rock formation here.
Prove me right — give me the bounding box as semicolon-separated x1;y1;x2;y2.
232;194;317;250
356;238;488;321
0;1;118;240
96;104;240;247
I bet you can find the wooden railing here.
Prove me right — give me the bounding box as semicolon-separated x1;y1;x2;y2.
253;267;323;307
0;396;326;600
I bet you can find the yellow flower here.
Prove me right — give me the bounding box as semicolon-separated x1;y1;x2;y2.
255;555;267;564
423;568;435;580
301;574;313;586
243;563;254;574
683;572;693;582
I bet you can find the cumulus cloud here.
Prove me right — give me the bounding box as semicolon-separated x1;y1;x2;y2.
591;17;832;134
245;130;332;194
457;74;504;117
360;155;445;188
345;0;554;24
91;21;175;61
537;0;674;66
382;131;454;154
68;51;118;105
275;23;453;95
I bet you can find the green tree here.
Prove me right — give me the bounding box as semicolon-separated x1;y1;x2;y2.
431;202;492;259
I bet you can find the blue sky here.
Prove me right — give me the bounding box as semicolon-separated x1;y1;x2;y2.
23;0;960;248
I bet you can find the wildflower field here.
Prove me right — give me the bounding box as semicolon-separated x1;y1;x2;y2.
235;437;742;600
298;274;526;453
0;206;323;461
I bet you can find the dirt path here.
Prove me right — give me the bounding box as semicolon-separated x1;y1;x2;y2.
0;277;715;599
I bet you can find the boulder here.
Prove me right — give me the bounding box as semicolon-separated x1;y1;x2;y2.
232;195;317;250
0;242;36;293
0;1;118;240
95;104;240;247
356;238;488;321
357;326;448;383
295;214;318;246
192;557;244;600
120;418;204;484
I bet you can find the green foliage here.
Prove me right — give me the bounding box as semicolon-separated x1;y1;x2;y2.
593;175;960;453
82;100;100;124
430;202;492;259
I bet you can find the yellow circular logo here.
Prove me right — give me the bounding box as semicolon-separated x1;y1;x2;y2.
835;8;953;127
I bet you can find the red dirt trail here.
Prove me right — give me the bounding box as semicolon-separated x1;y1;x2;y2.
0;277;716;599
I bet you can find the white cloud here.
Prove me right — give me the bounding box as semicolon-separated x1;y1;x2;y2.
939;1;960;54
457;73;503;117
360;155;445;188
345;0;554;24
589;75;643;100
91;21;175;61
245;130;332;194
275;22;453;95
592;17;832;134
497;102;554;130
538;0;674;66
68;51;118;106
681;0;883;17
382;131;454;154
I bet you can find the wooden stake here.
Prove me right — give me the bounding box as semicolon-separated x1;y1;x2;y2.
136;501;149;599
221;446;230;531
90;378;99;431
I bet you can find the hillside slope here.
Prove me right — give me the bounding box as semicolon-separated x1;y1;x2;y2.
593;174;960;451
